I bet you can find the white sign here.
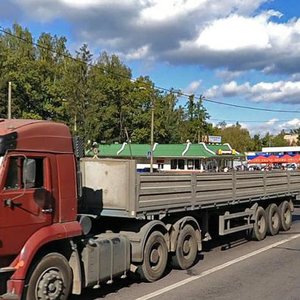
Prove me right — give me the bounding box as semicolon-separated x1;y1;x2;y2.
208;135;222;143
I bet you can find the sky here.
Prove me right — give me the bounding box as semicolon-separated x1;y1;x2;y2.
1;0;300;136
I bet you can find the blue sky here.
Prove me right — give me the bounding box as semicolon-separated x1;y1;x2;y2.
1;0;300;135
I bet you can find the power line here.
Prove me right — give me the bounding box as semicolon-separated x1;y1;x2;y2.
1;25;300;114
209;118;292;123
201;97;300;113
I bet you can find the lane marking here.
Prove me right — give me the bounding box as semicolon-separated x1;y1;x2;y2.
135;233;300;300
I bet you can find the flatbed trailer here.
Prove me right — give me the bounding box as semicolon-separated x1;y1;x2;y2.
81;157;299;217
1;119;298;300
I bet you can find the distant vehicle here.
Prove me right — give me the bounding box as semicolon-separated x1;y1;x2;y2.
137;167;159;173
286;163;297;171
235;165;244;171
248;165;261;171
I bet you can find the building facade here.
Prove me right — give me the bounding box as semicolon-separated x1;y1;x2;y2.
87;142;243;172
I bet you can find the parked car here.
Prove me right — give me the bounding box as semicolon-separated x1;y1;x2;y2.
286;163;297;171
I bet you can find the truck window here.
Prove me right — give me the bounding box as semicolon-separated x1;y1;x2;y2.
5;157;19;189
23;158;44;189
4;157;44;190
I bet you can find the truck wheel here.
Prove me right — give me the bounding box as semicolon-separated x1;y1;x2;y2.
171;224;198;269
252;206;267;241
279;201;292;231
266;203;280;236
25;253;72;300
138;231;168;282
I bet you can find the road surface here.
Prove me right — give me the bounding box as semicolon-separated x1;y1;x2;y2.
71;205;300;300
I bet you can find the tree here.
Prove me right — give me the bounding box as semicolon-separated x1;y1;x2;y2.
218;123;253;152
271;131;289;147
179;95;210;143
252;134;262;151
261;131;288;148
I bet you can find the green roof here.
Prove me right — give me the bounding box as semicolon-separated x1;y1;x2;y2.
98;144;121;156
154;144;187;157
118;144;150;157
86;143;243;159
206;144;231;153
184;144;215;158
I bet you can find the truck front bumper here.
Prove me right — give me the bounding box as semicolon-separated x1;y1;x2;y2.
0;268;23;300
0;292;19;300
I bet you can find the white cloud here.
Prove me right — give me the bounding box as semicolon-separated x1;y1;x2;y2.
280;118;300;129
196;14;271;51
242;120;281;136
169;11;300;73
61;0;113;7
266;118;278;125
204;80;300;104
216;69;244;81
139;0;205;22
121;45;150;60
2;0;300;75
183;80;202;94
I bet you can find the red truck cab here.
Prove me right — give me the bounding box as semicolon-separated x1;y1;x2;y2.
0;119;82;299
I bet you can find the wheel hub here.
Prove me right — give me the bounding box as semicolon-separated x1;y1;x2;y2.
36;269;63;300
272;213;279;227
183;239;191;255
258;216;266;232
284;209;291;223
150;249;159;264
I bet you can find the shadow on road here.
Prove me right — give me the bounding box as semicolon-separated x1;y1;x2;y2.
70;210;300;299
70;274;142;299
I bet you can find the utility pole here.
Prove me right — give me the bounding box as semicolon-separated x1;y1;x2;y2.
8;82;11;119
74;114;77;132
137;86;155;173
150;99;154;173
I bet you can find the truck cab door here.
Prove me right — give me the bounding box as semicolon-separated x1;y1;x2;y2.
0;154;53;256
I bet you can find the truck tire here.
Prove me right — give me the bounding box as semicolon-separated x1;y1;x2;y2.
137;231;168;282
252;206;267;241
279;201;292;231
25;253;72;300
266;203;280;236
171;224;198;270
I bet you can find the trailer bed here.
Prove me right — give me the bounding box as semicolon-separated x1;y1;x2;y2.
80;158;300;217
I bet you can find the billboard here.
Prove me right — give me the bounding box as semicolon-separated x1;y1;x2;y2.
208;135;222;143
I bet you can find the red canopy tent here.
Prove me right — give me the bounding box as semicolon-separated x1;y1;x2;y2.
267;155;279;163
249;155;269;164
279;154;294;163
292;154;300;163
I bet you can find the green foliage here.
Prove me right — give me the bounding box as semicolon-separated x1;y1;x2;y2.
0;24;212;145
0;23;290;152
261;131;289;148
179;95;211;143
216;122;253;152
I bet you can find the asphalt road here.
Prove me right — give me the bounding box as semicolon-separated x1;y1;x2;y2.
71;205;300;300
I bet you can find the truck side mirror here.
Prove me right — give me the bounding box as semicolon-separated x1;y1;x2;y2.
23;158;36;188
